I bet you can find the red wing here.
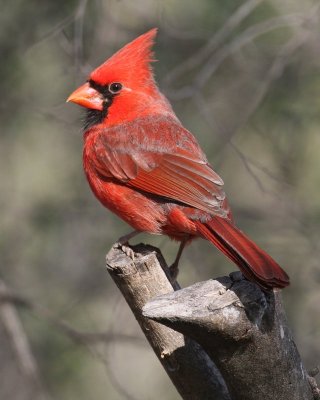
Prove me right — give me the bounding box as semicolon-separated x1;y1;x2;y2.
129;153;226;214
90;116;227;216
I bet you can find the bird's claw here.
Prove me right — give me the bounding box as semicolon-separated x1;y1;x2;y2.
114;242;135;260
113;230;140;259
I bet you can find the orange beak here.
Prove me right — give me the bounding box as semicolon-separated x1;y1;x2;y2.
67;82;103;111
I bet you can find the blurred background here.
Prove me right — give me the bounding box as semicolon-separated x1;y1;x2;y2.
0;0;319;399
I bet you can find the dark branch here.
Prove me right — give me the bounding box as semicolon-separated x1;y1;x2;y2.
143;271;316;400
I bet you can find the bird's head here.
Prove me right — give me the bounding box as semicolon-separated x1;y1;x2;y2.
67;28;168;129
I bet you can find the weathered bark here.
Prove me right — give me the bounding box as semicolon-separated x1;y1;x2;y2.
143;271;315;400
106;243;230;400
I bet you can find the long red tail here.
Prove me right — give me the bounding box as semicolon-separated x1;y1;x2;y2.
194;217;289;290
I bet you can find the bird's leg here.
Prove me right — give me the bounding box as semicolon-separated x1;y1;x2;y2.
118;230;141;245
169;239;187;281
115;230;141;259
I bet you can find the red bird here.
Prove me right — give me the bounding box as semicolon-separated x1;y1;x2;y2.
67;29;289;290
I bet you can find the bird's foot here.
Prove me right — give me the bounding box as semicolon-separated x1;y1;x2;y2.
169;262;179;282
113;242;135;259
168;239;187;284
114;230;140;260
118;230;140;245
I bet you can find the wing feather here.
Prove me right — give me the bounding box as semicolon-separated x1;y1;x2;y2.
89;116;227;215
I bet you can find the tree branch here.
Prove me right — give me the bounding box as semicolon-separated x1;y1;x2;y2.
143;271;316;400
106;243;230;400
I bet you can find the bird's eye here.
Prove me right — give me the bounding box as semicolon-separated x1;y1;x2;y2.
109;82;122;94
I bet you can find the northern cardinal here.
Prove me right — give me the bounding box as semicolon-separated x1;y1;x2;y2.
67;28;289;290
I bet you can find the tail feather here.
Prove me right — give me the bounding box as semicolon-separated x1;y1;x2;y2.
195;217;289;290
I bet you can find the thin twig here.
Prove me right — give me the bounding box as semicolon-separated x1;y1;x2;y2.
166;13;307;100
25;0;88;55
0;289;144;347
73;0;88;77
163;0;265;86
194;16;315;193
0;280;51;400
